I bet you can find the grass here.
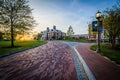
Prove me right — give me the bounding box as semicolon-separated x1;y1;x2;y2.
79;39;89;42
0;40;46;56
90;44;120;64
62;38;89;43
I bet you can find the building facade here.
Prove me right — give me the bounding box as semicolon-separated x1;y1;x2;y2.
40;25;66;40
88;23;107;42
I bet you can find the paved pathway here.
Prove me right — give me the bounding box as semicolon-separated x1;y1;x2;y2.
64;42;88;80
0;41;87;80
76;43;120;80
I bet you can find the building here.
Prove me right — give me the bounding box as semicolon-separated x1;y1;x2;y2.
88;23;108;42
40;25;66;40
88;23;97;41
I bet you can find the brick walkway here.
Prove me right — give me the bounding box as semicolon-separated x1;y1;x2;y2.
76;43;120;80
0;41;78;80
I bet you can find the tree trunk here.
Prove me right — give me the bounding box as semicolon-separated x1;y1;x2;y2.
11;24;14;47
109;35;112;44
118;36;120;45
111;36;116;48
10;3;14;47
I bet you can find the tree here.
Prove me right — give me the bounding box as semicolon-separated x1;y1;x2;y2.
0;0;34;47
103;0;120;48
0;31;2;41
36;33;42;40
66;26;74;36
33;33;42;40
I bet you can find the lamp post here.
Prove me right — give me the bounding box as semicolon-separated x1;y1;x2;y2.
96;10;102;53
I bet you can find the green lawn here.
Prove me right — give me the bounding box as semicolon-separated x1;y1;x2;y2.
0;40;46;56
62;39;89;43
91;44;120;64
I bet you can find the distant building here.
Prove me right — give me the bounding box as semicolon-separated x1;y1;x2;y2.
40;25;66;40
88;23;108;42
88;23;97;41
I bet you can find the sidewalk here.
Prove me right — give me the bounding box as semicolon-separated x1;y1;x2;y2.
0;41;78;80
76;43;120;80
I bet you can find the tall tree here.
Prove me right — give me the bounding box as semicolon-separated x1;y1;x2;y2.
0;0;34;47
103;0;120;48
0;31;2;41
66;26;74;36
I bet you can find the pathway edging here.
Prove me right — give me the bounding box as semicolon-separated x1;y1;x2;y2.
69;46;88;80
74;46;96;80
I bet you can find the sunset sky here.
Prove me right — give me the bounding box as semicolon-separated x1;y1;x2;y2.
29;0;116;34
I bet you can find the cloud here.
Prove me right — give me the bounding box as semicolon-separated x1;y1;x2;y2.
29;0;116;34
30;1;91;34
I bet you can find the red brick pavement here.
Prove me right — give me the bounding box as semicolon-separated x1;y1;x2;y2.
0;41;77;80
76;44;120;80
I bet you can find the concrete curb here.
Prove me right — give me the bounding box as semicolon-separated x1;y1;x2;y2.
68;45;88;80
74;46;96;80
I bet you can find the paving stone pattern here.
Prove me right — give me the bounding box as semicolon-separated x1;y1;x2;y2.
0;41;77;80
76;44;120;80
64;42;88;80
71;49;87;80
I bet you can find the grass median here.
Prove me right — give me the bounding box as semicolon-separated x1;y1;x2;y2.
0;40;46;57
90;44;120;64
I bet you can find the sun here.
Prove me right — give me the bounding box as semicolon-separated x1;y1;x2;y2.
16;34;34;42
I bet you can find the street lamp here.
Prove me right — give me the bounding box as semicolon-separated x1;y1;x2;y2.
96;10;102;53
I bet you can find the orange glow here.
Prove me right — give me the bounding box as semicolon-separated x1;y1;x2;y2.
16;34;34;41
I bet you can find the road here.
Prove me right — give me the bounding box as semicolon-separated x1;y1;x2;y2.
0;41;88;80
